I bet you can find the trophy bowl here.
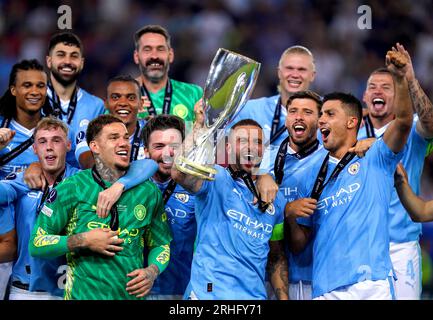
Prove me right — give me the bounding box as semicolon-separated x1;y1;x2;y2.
175;48;261;180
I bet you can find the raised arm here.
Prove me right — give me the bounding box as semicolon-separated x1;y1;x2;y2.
397;43;433;139
395;163;433;222
30;181;124;258
96;159;158;218
383;46;414;153
171;129;205;194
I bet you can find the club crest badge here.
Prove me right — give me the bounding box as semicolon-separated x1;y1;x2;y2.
348;162;360;175
175;193;189;203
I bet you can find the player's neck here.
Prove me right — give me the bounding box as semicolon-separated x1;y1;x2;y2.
229;164;257;181
329;135;357;160
15;108;41;130
140;75;168;93
153;171;171;184
94;156;125;183
280;91;290;107
289;136;316;153
127;120;137;136
369;114;394;130
50;75;77;101
44;166;65;186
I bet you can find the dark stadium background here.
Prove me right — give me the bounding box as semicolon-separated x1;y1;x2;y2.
0;0;433;298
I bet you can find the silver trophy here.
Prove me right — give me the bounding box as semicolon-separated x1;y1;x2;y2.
175;48;261;180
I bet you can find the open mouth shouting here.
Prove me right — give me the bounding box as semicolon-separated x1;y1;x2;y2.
292;123;307;138
371;97;386;112
320;127;331;143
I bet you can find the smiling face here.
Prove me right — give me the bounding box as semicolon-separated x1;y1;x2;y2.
46;43;84;86
105;81;140;128
90;122;131;172
363;72;395;124
286;97;320;149
227;124;264;174
134;32;173;84
278;53;316;102
33;126;70;176
145;128;182;182
11;69;47;116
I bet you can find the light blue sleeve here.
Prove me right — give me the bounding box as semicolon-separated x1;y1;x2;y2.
0;182;18;205
0;204;14;235
118;159;158;190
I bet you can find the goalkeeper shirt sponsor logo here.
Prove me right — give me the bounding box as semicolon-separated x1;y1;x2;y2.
86;221;140;237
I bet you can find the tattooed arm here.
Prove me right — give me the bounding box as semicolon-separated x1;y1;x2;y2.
398;43;433;139
267;240;289;300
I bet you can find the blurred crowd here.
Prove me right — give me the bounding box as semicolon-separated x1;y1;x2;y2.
1;0;433;297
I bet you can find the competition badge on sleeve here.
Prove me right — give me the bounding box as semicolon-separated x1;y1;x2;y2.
175;48;261;180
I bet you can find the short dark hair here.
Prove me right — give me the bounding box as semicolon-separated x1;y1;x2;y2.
142;115;185;147
107;74;141;99
0;59;50;120
48;32;83;55
322;92;363;131
134;25;171;50
287;90;323;112
86;114;124;145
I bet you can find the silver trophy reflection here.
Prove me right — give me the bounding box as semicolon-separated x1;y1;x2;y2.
175;48;261;180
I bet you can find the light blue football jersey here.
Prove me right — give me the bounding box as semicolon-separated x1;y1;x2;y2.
187;165;285;299
0;204;14;235
0;118;38;180
229;95;288;148
0;164;78;295
47;87;105;169
271;143;328;284
358;117;429;243
298;139;403;298
148;179;196;295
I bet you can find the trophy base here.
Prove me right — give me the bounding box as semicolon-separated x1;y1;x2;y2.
175;156;217;181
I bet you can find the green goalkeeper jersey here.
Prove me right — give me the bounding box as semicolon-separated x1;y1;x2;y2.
138;79;203;132
30;169;172;300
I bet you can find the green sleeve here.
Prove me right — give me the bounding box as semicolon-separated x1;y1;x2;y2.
147;244;170;274
270;222;284;241
29;179;77;258
144;187;172;273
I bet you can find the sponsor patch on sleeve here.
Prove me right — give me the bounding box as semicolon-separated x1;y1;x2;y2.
41;205;53;218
